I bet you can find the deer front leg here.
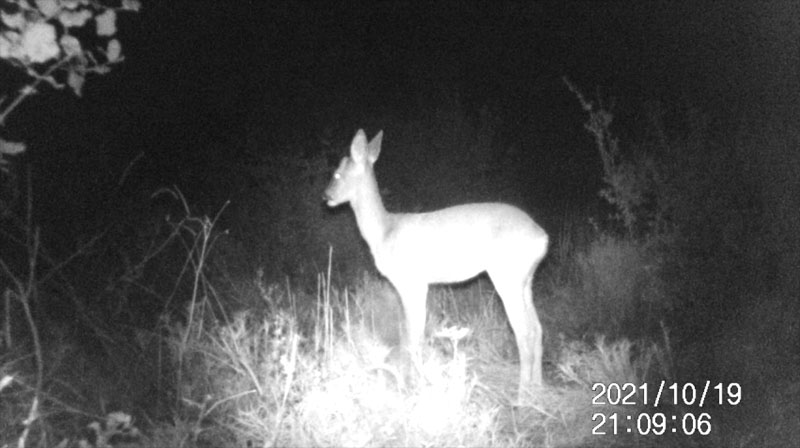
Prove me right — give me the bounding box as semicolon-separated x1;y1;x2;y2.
393;280;429;350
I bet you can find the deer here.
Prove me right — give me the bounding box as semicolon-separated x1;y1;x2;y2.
324;129;549;402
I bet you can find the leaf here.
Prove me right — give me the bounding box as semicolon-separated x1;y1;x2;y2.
0;138;26;156
59;34;82;57
35;0;60;18
95;9;117;37
21;22;59;63
0;32;18;59
58;9;92;28
122;0;142;12
61;0;87;10
1;11;27;30
0;375;14;392
67;69;85;96
106;38;121;62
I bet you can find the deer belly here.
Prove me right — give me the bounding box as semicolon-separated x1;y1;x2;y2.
373;245;486;284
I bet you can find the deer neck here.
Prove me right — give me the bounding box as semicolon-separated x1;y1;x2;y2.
350;170;390;249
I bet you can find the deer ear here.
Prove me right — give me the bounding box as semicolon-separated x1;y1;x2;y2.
350;129;368;162
368;130;383;162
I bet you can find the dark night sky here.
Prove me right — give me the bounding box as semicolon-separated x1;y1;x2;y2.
4;1;798;267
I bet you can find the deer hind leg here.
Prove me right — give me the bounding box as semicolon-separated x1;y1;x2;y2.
523;273;543;387
490;268;543;399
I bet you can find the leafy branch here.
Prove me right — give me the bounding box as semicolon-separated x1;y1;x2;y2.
0;0;140;169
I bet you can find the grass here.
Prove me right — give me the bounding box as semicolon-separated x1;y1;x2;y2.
124;261;684;447
2;217;798;447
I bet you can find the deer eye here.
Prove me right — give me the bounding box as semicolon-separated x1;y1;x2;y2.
334;173;341;180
